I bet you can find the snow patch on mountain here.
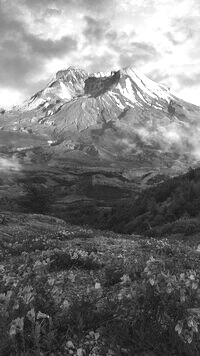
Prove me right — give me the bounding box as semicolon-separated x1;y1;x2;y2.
58;81;72;100
118;77;137;103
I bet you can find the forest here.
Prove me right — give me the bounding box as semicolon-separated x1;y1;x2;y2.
104;167;200;240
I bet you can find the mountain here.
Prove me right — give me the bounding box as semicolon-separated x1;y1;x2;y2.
0;66;200;224
4;65;200;172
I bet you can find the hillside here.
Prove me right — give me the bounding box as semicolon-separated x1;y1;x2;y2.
101;167;200;241
1;211;200;355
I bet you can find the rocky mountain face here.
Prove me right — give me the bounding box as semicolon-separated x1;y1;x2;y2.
0;66;200;224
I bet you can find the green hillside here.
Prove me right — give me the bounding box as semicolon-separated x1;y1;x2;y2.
1;212;200;355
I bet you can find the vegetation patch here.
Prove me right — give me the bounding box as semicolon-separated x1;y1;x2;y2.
1;221;200;355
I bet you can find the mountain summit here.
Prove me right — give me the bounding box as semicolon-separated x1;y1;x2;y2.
22;66;175;113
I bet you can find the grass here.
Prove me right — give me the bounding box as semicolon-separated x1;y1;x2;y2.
1;222;200;355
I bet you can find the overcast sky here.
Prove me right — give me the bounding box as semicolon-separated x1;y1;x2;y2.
0;0;200;108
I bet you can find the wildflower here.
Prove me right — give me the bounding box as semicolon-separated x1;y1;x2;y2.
187;336;193;344
185;331;193;344
95;282;101;289
166;283;172;294
66;340;75;349
9;317;24;337
94;332;100;340
187;316;198;332
180;289;186;303
192;282;198;290
68;271;75;283
175;320;184;335
185;280;191;287
48;277;55;286
180;273;185;281
118;293;123;300
149;278;155;286
77;348;85;356
27;308;36;322
62;299;70;309
37;311;50;319
89;331;95;337
33;260;43;268
120;274;131;285
13;301;19;310
0;265;5;274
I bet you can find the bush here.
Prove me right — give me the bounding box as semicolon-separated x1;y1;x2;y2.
104;263;126;287
49;249;102;272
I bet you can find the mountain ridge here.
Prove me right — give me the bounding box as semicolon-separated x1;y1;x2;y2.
19;66;177;112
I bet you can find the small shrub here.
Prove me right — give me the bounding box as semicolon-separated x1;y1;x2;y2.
104;263;126;287
49;249;101;272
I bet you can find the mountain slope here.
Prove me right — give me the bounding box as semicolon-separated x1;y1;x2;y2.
102;166;200;238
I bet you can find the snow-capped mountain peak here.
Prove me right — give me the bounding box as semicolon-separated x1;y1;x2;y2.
2;65;200;177
21;66;177;113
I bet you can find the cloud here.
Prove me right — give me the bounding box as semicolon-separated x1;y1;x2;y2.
165;30;193;46
176;73;200;87
0;31;76;89
119;42;158;68
83;16;110;42
0;0;77;103
23;33;77;58
0;0;200;107
21;0;116;12
82;52;118;73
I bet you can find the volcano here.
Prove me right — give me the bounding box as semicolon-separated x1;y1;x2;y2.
1;65;199;173
0;66;200;222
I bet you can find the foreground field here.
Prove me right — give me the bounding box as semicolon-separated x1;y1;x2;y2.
1;212;200;355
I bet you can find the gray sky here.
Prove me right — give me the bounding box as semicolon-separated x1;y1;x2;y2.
0;0;200;108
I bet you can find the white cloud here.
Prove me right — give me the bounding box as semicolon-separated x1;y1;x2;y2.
0;88;25;109
0;0;200;107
